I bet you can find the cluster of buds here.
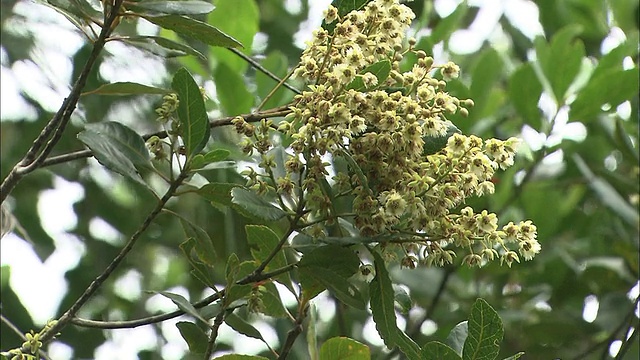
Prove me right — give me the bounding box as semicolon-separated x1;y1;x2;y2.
235;0;540;267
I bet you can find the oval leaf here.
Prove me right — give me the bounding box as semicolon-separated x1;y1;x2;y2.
172;67;209;160
131;1;214;15
319;337;370;360
146;15;243;48
81;81;170;96
176;321;208;354
462;298;504;360
77;122;150;185
421;341;463;360
231;188;287;221
123;36;206;60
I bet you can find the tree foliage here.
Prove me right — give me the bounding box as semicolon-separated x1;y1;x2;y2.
0;0;638;359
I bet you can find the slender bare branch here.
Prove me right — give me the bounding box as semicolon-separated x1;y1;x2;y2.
0;0;125;204
228;47;301;95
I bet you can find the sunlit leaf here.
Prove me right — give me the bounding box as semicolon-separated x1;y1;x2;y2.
207;0;258;73
191;149;231;169
462;299;503;360
445;321;468;356
122;36;206;60
130;1;214;15
569;68;639;121
176;321;208;354
155;291;209;325
245;225;288;274
319;337;371;360
147;15;243;48
214;63;254;115
535;25;584;102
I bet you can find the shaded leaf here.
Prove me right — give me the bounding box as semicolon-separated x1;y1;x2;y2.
299;265;365;309
172;67;209;160
569;68;639;121
535;25;584;102
393;285;412;315
176;321;208;354
197;182;240;208
191;149;231;169
224;254;253;306
446;321;468;356
146;15;243;48
81;81;171;96
462;299;503;360
77;122;150;185
421;341;462;360
214;62;254;115
502;353;525;360
156;291;209;325
178;216;217;265
225;312;268;343
319;336;371;360
369;251;420;359
231;188;287;221
430;3;468;45
423;124;460;155
346;60;392;91
509;63;542;126
298;244;360;300
255;50;290;109
245;225;288;274
259;282;288;318
180;238;217;289
130;1;214;15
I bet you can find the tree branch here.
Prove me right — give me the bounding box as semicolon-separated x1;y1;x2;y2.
228;47;301;95
278;303;309;360
0;0;125;204
205;310;226;359
26;168;190;350
39;107;292;168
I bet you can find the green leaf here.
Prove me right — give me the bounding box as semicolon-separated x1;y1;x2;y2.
423;124;460;155
77;122;150;185
245;225;288;274
572;155;638;227
319;337;371;360
462;299;504;360
172;67;209;160
231;188;287;221
535;25;584;102
346;60;392;91
81;82;171;96
569;68;639;122
155;291;210;325
369;251;420;359
191;149;231;169
224;312;268;342
146;15;243;48
224;254;253;306
469;48;503;117
122;36;206;60
255;51;290;109
445;321;468;356
299;265;365;309
176;321;208;354
430;3;468;45
214;62;254;115
508;63;543;126
259;282;288;318
130;1;214;15
178;216;217;266
298;244;360;300
421;341;463;360
197;182;240;208
180;238;217;289
208;0;259;73
393;285;412;315
213;355;269;360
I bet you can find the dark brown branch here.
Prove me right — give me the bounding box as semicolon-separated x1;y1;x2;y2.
39;107;292;168
0;0;125;204
205;310;226;359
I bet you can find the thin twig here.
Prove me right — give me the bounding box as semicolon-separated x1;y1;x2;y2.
278;304;309;359
228;47;301;95
0;0;125;204
70;264;297;329
205;311;226;359
39;107;292;168
25;169;190;351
